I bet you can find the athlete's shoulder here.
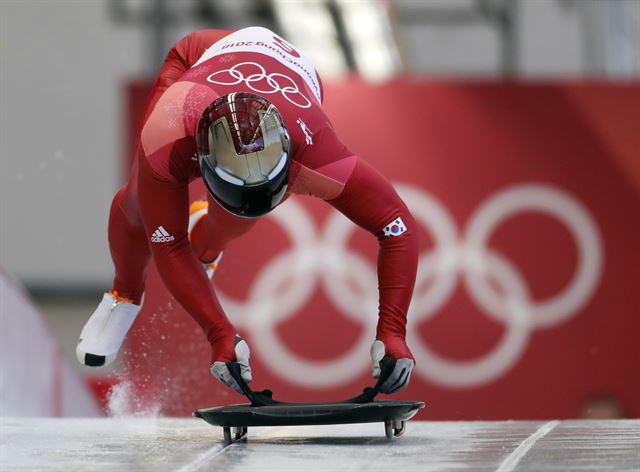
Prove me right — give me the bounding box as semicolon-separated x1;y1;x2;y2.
288;122;356;200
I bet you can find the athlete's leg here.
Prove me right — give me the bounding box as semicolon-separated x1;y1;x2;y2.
190;193;259;264
77;158;148;366
108;159;150;304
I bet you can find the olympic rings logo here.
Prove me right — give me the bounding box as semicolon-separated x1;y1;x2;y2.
219;183;603;389
207;62;312;108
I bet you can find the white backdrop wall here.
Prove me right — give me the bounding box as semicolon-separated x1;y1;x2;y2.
0;1;145;288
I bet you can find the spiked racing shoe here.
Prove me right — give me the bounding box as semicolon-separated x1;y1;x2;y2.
76;291;141;367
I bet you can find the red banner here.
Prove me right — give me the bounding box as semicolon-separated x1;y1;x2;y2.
120;80;640;420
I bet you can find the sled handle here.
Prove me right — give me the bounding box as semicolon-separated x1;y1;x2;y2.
347;355;397;403
226;355;397;406
226;362;279;406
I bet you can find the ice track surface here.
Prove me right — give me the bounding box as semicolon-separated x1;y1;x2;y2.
1;418;639;471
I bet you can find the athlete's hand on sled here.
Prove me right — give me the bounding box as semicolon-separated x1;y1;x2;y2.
370;338;415;394
210;335;252;395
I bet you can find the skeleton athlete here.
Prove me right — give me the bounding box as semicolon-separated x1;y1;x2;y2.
77;27;419;394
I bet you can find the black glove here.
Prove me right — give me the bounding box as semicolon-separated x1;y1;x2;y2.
210;335;252;394
370;340;414;394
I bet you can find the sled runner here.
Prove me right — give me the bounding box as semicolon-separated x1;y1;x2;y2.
194;357;425;444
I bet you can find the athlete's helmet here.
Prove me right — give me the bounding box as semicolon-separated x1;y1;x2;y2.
197;92;291;218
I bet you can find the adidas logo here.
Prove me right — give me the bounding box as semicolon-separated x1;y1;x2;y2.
151;226;175;243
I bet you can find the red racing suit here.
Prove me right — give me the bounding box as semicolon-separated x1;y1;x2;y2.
109;27;419;364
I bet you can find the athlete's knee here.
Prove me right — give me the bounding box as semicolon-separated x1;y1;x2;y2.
110;183;143;228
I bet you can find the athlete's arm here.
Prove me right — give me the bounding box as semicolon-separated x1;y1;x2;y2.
295;124;419;361
325;154;419;394
136;149;237;363
328;158;419;360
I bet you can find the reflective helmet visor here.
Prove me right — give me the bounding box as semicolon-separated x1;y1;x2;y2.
197;92;291;218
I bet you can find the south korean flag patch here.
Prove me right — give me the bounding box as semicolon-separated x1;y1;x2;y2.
382;217;407;237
